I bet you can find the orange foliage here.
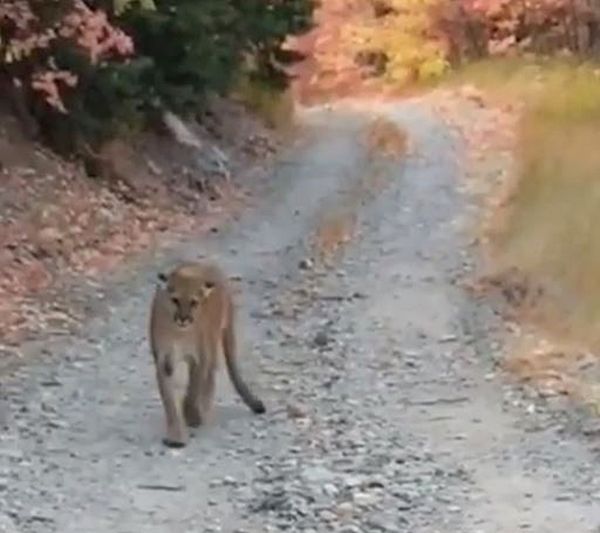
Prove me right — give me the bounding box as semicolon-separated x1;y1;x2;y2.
0;1;134;113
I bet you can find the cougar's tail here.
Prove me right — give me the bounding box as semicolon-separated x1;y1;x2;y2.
222;318;266;414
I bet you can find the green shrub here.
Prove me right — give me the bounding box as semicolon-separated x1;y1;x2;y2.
1;0;315;155
37;47;153;153
119;0;314;114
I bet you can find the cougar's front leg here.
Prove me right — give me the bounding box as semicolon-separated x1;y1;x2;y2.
156;353;190;448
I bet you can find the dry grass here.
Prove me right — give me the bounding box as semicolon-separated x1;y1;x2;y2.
488;63;600;346
502;335;600;414
445;57;565;103
448;58;600;404
502;337;591;397
232;76;296;132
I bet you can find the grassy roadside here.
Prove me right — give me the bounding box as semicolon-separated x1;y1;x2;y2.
233;76;297;133
443;58;600;407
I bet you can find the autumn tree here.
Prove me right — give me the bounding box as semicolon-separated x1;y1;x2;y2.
0;0;315;154
432;0;600;63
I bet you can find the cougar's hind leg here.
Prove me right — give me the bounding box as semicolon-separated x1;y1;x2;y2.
184;357;203;428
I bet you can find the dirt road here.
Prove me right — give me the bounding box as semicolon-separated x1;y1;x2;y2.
1;101;599;533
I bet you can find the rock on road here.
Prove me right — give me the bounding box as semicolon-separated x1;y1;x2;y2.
0;101;599;533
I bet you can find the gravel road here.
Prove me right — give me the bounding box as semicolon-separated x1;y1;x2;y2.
1;100;599;533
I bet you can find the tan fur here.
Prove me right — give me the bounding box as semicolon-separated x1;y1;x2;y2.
149;260;265;448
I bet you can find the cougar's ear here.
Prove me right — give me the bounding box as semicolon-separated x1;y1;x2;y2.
201;280;215;299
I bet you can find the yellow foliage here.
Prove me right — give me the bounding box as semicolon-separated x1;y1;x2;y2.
342;0;449;84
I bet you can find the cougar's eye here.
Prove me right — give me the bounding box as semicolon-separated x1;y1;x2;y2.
190;297;199;308
204;281;215;290
171;297;180;306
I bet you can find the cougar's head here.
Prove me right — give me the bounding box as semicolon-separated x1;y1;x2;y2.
158;264;216;328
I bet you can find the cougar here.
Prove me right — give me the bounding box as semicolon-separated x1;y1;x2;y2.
149;260;266;447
